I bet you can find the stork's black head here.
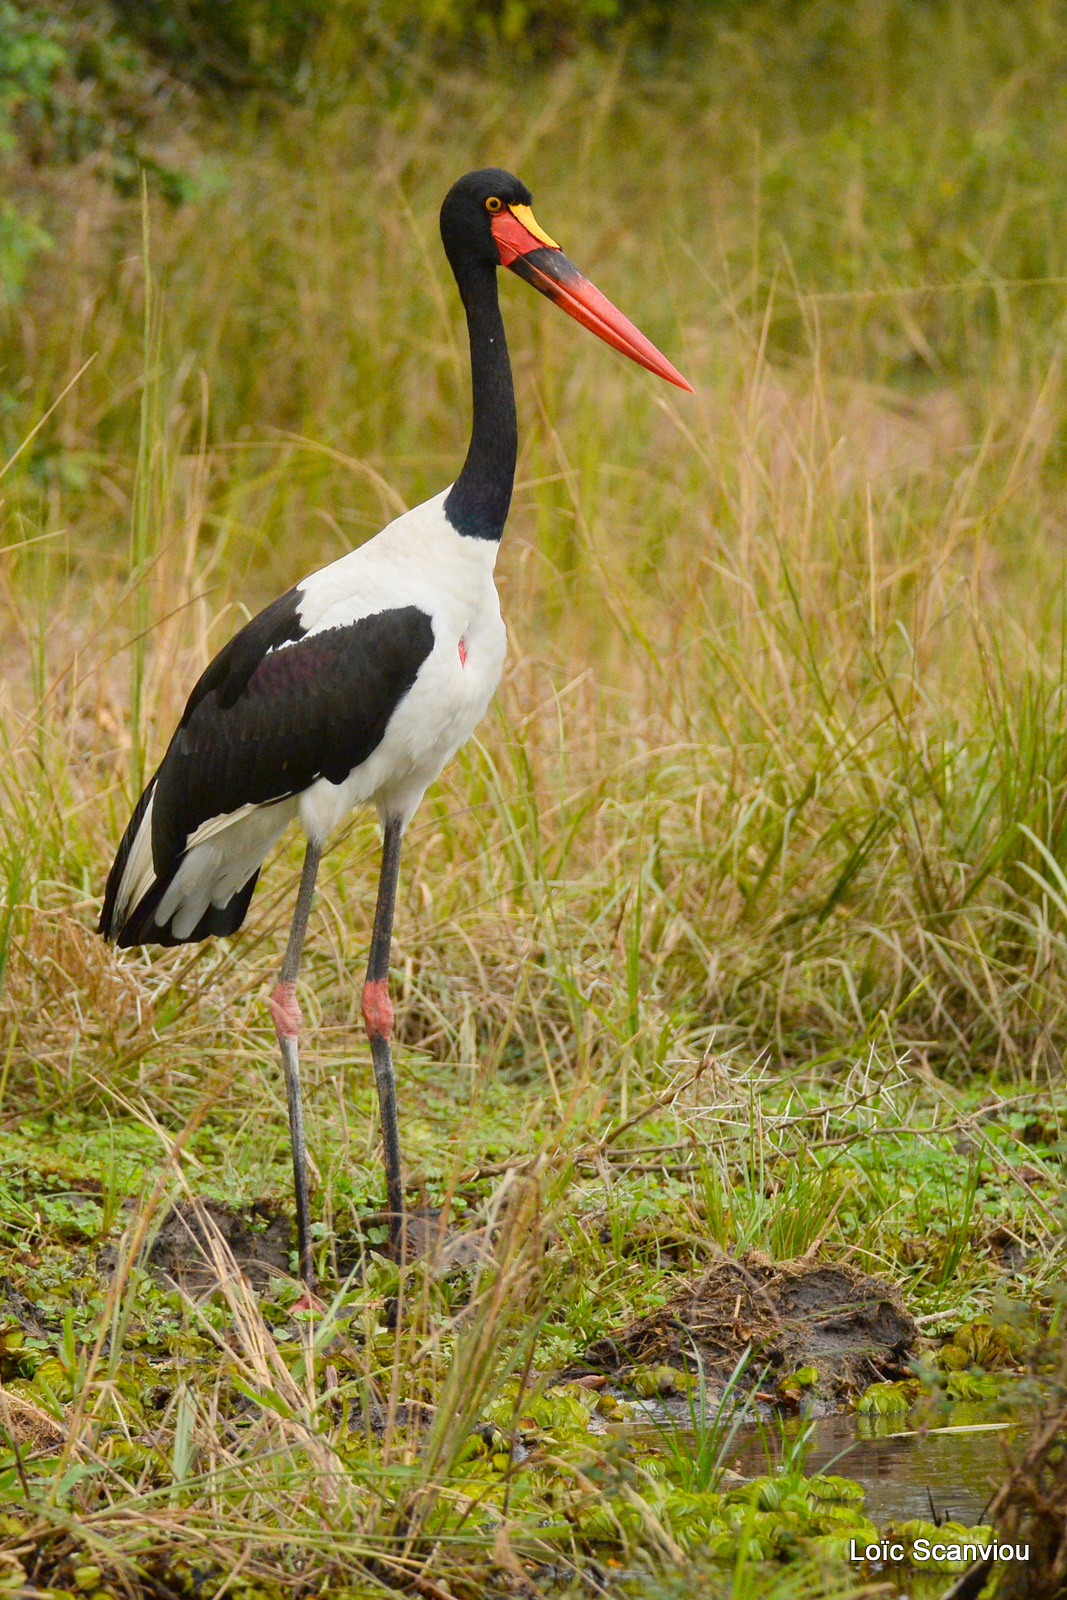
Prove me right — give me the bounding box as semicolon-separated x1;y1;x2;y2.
438;166;694;392
439;168;537;273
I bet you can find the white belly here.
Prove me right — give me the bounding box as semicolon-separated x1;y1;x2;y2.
298;573;507;841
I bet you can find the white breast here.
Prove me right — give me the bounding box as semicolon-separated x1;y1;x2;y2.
295;490;508;841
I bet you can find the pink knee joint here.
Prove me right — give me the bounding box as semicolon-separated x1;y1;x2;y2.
270;980;302;1042
361;979;393;1041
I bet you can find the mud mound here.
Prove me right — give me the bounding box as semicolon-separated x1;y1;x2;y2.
336;1207;490;1280
146;1201;486;1292
583;1250;917;1402
0;1276;53;1339
148;1200;291;1290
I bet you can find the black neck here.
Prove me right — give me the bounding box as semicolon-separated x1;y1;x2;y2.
444;260;516;542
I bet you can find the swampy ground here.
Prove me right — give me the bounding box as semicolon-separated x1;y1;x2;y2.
1;1068;1063;1598
2;1;1067;1595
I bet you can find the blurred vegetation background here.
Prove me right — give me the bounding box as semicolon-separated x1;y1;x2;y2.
0;0;727;297
5;0;1067;1139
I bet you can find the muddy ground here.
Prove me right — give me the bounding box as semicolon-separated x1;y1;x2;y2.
580;1249;918;1402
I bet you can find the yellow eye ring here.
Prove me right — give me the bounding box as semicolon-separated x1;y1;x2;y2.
485;196;503;213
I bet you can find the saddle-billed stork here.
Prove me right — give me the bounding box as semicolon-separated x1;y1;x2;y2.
99;169;691;1288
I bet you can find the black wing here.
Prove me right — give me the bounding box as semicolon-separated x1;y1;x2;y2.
99;598;435;945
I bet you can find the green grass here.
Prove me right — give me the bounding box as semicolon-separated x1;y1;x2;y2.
1;0;1067;1592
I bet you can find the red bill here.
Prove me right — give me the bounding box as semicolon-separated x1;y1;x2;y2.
491;203;693;392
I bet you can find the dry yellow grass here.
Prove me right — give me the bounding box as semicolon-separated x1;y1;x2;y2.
6;31;1067;1103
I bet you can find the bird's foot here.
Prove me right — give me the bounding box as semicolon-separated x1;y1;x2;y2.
270;979;302;1042
361;978;393;1040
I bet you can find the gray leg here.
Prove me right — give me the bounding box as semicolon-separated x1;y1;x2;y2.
361;817;404;1260
269;840;322;1290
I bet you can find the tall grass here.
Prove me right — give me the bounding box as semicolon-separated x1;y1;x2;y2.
5;1;1067;1112
4;1116;560;1594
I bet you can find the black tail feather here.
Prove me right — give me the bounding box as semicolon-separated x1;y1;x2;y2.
114;869;261;949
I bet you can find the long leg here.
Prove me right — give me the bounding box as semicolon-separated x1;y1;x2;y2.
362;816;404;1260
269;840;322;1290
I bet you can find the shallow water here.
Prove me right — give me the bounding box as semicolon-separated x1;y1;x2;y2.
727;1403;1010;1525
625;1396;1013;1526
